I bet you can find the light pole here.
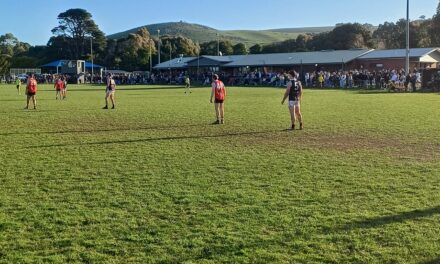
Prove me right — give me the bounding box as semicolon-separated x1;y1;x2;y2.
169;43;172;61
169;42;172;84
157;29;161;64
149;39;152;73
405;0;410;75
90;37;93;83
216;33;219;56
197;42;200;82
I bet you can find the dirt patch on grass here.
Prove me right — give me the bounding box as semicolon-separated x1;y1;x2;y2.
301;133;438;161
231;131;439;162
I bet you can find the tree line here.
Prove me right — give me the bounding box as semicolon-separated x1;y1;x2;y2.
2;2;440;73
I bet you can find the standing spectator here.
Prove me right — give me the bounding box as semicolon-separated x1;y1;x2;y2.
15;78;21;95
318;73;324;88
410;73;417;92
184;75;191;94
340;72;347;88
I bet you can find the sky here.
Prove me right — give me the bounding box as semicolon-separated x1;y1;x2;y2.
0;0;438;46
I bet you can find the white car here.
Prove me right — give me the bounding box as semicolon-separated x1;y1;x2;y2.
17;74;28;81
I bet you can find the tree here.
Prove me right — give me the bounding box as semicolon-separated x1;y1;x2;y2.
219;40;234;55
233;43;247;55
374;19;432;49
0;33;19;57
200;41;217;55
0;54;11;74
305;32;333;51
0;33;30;74
159;35;199;60
329;23;373;49
430;1;440;46
249;44;262;54
51;9;106;59
296;34;312;51
104;28;156;71
373;22;401;49
410;20;431;48
46;36;73;61
263;39;298;53
200;40;233;56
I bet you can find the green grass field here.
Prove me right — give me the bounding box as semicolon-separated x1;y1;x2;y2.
0;84;439;263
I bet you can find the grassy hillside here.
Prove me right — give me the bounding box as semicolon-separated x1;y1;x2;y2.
265;26;335;33
107;21;333;45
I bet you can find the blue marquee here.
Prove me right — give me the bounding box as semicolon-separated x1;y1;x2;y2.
41;60;103;69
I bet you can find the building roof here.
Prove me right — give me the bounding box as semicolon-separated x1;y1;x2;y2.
41;60;64;67
358;48;440;60
154;57;197;70
85;62;103;69
152;48;440;70
185;55;245;67
200;55;243;63
41;60;102;69
224;49;372;67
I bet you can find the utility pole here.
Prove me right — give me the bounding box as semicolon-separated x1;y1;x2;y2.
149;39;152;73
217;33;219;56
405;0;410;75
157;29;161;64
169;43;172;84
90;37;93;84
197;42;200;82
169;43;172;61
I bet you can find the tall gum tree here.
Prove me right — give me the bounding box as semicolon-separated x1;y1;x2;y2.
50;8;106;60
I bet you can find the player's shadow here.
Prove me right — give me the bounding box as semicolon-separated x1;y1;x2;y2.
338;205;440;231
24;108;98;113
423;258;440;264
27;129;282;148
0;124;204;136
0;99;27;102
354;90;396;95
0;98;52;102
71;86;185;92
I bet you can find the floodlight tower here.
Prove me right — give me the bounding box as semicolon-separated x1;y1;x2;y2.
90;37;93;83
217;33;220;56
405;0;410;75
157;29;161;64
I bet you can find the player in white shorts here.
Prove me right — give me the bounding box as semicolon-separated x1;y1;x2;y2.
281;71;303;130
103;74;116;109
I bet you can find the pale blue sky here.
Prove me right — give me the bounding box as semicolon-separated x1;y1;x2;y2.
0;0;438;45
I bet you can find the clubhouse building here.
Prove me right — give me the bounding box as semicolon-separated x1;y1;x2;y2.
154;48;440;74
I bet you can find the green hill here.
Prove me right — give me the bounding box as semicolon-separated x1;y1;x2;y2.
265;26;335;33
107;21;334;46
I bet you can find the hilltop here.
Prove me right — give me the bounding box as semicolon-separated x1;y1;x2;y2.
106;21;334;45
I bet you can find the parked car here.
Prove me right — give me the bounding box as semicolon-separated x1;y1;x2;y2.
17;73;28;81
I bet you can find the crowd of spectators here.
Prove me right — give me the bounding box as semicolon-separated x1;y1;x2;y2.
203;68;424;92
3;67;436;92
2;74;56;84
142;68;425;92
302;68;422;91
